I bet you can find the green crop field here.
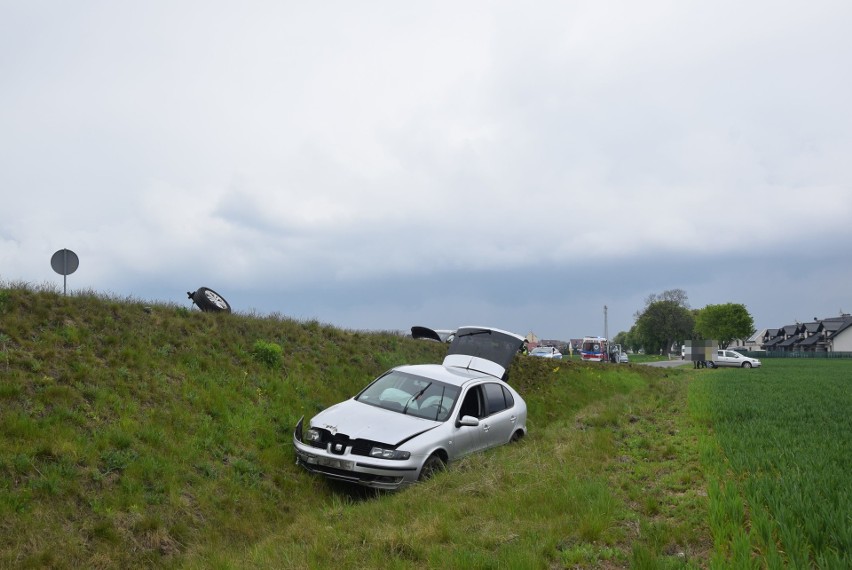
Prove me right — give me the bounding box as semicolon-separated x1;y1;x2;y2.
690;359;852;568
1;284;850;568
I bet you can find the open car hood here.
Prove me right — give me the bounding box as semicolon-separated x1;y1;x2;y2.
442;326;525;379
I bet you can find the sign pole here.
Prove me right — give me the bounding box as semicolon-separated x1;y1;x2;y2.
50;248;80;295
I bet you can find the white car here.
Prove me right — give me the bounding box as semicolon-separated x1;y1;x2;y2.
529;346;562;359
294;326;527;490
712;349;761;368
617;352;629;364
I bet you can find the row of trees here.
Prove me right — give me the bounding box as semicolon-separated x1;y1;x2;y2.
612;289;755;355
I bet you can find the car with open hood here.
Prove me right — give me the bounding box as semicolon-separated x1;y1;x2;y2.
293;326;527;490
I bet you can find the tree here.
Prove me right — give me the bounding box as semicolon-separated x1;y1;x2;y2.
634;301;694;355
614;327;643;354
694;303;755;348
633;289;694;355
643;288;689;308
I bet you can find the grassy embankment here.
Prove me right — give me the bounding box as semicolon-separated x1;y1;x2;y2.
0;284;708;568
2;283;848;568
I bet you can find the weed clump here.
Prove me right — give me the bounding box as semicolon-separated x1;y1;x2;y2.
251;340;283;369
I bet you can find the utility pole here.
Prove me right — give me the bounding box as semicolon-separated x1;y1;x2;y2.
604;305;608;340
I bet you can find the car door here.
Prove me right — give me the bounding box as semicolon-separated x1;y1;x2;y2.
724;351;745;366
715;350;731;367
479;382;518;448
453;385;487;457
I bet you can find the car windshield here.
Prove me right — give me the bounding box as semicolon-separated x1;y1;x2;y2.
530;347;551;355
355;370;460;422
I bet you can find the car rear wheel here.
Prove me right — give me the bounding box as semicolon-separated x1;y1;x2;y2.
418;453;445;481
742;362;752;368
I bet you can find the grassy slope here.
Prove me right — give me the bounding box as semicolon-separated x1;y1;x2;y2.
0;285;710;569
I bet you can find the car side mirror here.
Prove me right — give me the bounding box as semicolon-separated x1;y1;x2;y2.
457;415;480;428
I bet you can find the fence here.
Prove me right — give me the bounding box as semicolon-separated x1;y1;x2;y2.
742;350;852;359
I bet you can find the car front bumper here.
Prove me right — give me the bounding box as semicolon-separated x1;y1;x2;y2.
293;417;421;490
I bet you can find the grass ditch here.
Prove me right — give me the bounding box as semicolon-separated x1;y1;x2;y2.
0;284;707;568
214;364;710;569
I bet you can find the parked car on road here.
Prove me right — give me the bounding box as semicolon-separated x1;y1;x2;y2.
294;326;527;490
529;346;562;359
713;350;761;368
617;352;629;363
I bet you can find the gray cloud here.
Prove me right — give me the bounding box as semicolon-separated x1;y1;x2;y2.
2;1;850;340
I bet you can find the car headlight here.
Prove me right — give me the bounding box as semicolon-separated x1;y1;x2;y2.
305;428;323;444
369;447;411;460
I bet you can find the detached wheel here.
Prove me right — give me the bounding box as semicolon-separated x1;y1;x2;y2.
418;453;445;481
188;287;231;313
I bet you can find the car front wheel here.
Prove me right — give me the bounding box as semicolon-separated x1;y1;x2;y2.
419;453;445;481
742;362;752;368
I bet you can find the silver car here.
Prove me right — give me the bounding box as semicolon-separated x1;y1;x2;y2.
529;346;562;359
294;326;527;490
712;349;762;368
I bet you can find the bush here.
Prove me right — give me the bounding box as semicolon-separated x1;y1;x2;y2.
251;340;283;369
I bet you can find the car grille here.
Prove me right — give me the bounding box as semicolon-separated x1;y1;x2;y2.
307;428;389;457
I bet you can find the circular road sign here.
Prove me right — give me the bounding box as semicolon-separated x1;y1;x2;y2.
51;249;80;276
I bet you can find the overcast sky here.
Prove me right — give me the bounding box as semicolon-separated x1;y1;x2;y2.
2;1;850;340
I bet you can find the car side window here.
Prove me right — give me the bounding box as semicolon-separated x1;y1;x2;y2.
483;383;508;415
459;383;514;420
459;386;484;419
502;386;514;409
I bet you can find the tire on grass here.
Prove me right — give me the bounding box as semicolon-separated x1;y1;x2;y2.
187;287;232;313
